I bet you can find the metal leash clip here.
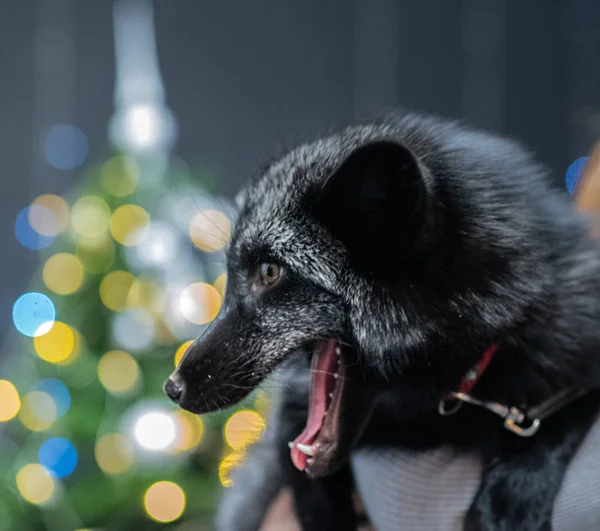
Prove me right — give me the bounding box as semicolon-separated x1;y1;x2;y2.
438;391;541;437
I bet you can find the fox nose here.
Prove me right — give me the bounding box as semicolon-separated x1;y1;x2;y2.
164;375;185;404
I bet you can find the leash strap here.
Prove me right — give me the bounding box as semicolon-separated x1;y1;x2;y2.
526;386;591;421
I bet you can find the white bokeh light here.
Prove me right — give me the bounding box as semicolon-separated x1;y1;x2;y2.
134;411;176;451
126;104;159;148
112;309;156;352
109;103;176;154
135;221;179;267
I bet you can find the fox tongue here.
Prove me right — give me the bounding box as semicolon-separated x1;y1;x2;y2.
291;340;338;471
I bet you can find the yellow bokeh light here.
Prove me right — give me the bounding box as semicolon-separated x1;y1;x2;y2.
219;451;245;488
99;270;135;311
75;236;116;274
170;410;204;452
144;481;186;523
224;410;266;451
189;210;231;252
71;195;111;239
179;283;221;325
95;433;134;475
0;380;21;422
97;350;139;394
16;464;55;505
126;278;160;312
31;194;70;236
213;273;227;298
100;155;140;197
110;204;150;246
174;340;194;367
19;391;57;432
33;321;75;364
43;253;84;295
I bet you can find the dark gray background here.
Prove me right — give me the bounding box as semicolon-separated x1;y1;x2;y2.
2;0;600;344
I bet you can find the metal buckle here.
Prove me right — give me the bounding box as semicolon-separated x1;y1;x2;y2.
438;392;542;438
503;409;541;437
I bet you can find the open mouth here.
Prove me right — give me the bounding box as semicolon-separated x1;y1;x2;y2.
289;340;347;477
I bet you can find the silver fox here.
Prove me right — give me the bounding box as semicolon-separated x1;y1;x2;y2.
165;112;600;531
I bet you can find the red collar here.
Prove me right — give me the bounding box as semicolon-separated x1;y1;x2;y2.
457;344;498;395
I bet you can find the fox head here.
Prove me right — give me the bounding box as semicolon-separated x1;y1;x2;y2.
165;112;579;476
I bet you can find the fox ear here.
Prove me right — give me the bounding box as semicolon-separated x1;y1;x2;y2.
310;140;431;275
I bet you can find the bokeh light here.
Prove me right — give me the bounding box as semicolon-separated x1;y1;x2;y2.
71;195;111;239
95;433;134;475
31;194;70;236
33;321;75;363
214;273;227;298
16;464;55;505
99;270;135;311
0;380;21;422
170;410;204;452
110;204;150;246
43;253;84;295
100;155;140;197
189;210;231;252
97;350;140;394
43;124;88;171
179;283;221;325
76;236;116;274
223;410;265;451
33;379;70;418
19;391;57;432
133;221;179;267
566;156;589;195
144;481;186;523
112;309;155;352
15;206;55;250
12;292;55;337
126;278;161;312
174;340;194;367
27;204;59;238
134;411;176;451
38;437;78;478
219;452;245;488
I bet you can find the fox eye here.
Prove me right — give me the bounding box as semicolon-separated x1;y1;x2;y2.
259;262;282;286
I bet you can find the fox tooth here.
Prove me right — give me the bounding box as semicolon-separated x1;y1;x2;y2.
295;443;314;456
335;347;341;355
333;373;339;379
288;441;294;449
329;392;334;399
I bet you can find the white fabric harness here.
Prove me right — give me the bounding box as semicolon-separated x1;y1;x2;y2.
350;414;600;531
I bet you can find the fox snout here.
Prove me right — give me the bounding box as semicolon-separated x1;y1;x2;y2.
164;303;274;415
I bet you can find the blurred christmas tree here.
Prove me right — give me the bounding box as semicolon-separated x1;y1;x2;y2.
0;1;268;530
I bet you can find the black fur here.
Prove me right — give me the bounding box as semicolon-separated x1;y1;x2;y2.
168;112;600;531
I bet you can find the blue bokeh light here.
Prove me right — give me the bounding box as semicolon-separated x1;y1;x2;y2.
15;207;55;250
33;379;71;418
38;438;78;478
566;156;589;195
12;292;56;337
44;124;89;171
